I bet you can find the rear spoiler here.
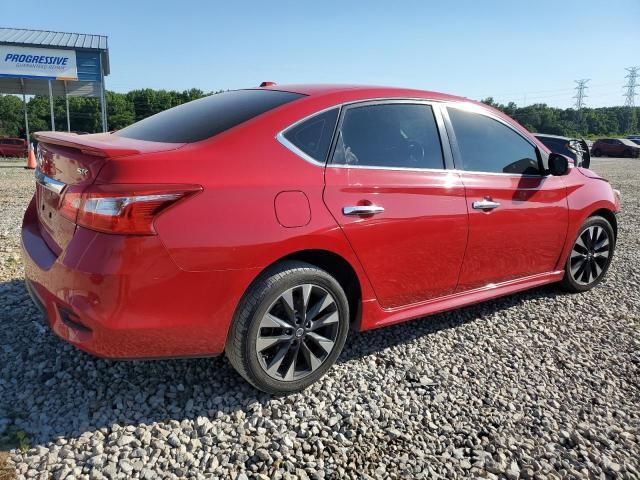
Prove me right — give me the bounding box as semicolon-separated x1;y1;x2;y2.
33;131;183;158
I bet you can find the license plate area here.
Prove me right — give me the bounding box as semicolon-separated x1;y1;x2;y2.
35;173;76;253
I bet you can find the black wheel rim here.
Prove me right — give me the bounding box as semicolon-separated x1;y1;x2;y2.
255;284;340;381
569;225;611;285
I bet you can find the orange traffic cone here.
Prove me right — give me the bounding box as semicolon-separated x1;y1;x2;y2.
25;143;36;170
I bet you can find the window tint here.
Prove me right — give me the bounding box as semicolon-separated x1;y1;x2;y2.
331;103;444;169
448;108;539;174
116;89;304;143
283;108;339;162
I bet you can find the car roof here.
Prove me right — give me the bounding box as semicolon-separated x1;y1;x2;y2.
250;83;545;153
258;83;468;103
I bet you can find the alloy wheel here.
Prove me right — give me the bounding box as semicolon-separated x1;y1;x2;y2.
569;225;611;285
255;284;340;381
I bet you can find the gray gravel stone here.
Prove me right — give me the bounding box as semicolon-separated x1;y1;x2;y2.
1;157;639;479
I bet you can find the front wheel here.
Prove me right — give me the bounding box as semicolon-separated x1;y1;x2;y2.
560;216;615;293
225;261;350;394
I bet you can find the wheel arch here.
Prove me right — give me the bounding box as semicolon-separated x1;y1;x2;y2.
589;208;617;240
241;249;363;328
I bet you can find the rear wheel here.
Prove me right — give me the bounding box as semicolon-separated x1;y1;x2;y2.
592;149;601;157
560;216;615;293
225;261;350;394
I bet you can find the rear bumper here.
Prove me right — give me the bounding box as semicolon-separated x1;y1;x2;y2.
21;197;258;359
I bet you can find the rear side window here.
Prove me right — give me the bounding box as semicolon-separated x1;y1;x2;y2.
448;107;540;175
331;103;445;169
283;108;339;162
116;89;304;143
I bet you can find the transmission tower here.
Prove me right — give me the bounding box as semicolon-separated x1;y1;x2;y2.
623;67;639;107
573;79;590;110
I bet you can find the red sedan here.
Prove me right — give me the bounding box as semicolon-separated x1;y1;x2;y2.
22;85;620;393
0;137;28;157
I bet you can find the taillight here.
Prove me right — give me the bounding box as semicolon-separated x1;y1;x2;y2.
60;184;201;235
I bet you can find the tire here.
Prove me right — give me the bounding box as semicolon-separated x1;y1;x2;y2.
559;216;615;293
225;260;350;394
592;149;601;157
624;149;632;158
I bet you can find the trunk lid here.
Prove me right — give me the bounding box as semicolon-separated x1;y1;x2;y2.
33;132;183;254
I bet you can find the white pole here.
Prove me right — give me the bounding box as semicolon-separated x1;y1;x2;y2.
48;80;55;131
20;78;30;145
64;80;71;132
99;55;108;132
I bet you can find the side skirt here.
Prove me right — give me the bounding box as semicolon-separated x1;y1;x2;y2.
360;270;565;331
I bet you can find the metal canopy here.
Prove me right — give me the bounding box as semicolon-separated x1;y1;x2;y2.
0;77;100;97
0;27;110;136
0;27;109;74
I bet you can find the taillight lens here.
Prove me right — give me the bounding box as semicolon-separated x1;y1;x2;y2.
60;184;201;235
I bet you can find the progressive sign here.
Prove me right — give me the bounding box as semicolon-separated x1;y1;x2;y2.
0;45;77;80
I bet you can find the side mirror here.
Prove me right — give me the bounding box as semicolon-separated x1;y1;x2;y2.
548;153;569;176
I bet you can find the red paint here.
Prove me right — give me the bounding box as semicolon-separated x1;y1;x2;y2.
274;191;311;227
21;85;620;359
455;173;569;291
0;137;28;157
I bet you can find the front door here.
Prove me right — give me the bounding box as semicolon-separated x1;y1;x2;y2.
444;105;569;292
323;102;469;308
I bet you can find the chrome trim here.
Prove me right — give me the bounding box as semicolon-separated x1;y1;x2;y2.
455;169;544;178
35;169;65;195
275;97;545;178
328;99;451;172
342;205;385;215
326;163;541;178
327;163;448;173
276;132;326;167
472;199;501;210
276;99;447;168
276;105;341;167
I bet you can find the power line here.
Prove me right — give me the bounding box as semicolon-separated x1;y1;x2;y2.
623;66;639;107
573;79;590;110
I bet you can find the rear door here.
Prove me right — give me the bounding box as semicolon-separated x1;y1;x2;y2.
323;101;468;308
444;105;568;292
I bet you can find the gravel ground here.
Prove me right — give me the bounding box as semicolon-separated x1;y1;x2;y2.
0;157;638;480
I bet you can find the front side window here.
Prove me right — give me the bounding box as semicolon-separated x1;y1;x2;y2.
331;103;444;169
283;108;339;163
448;107;540;175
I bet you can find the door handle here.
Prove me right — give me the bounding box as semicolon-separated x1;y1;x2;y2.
472;199;501;210
342;205;385;216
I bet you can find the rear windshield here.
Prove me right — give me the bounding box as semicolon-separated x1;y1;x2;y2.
116;89;305;143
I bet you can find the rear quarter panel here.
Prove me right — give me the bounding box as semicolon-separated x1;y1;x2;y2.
95;102;378;303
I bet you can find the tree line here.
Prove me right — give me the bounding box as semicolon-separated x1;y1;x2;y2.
0;88;219;138
0;89;638;139
480;97;639;138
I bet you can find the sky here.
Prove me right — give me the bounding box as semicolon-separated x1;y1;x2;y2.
6;0;640;108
